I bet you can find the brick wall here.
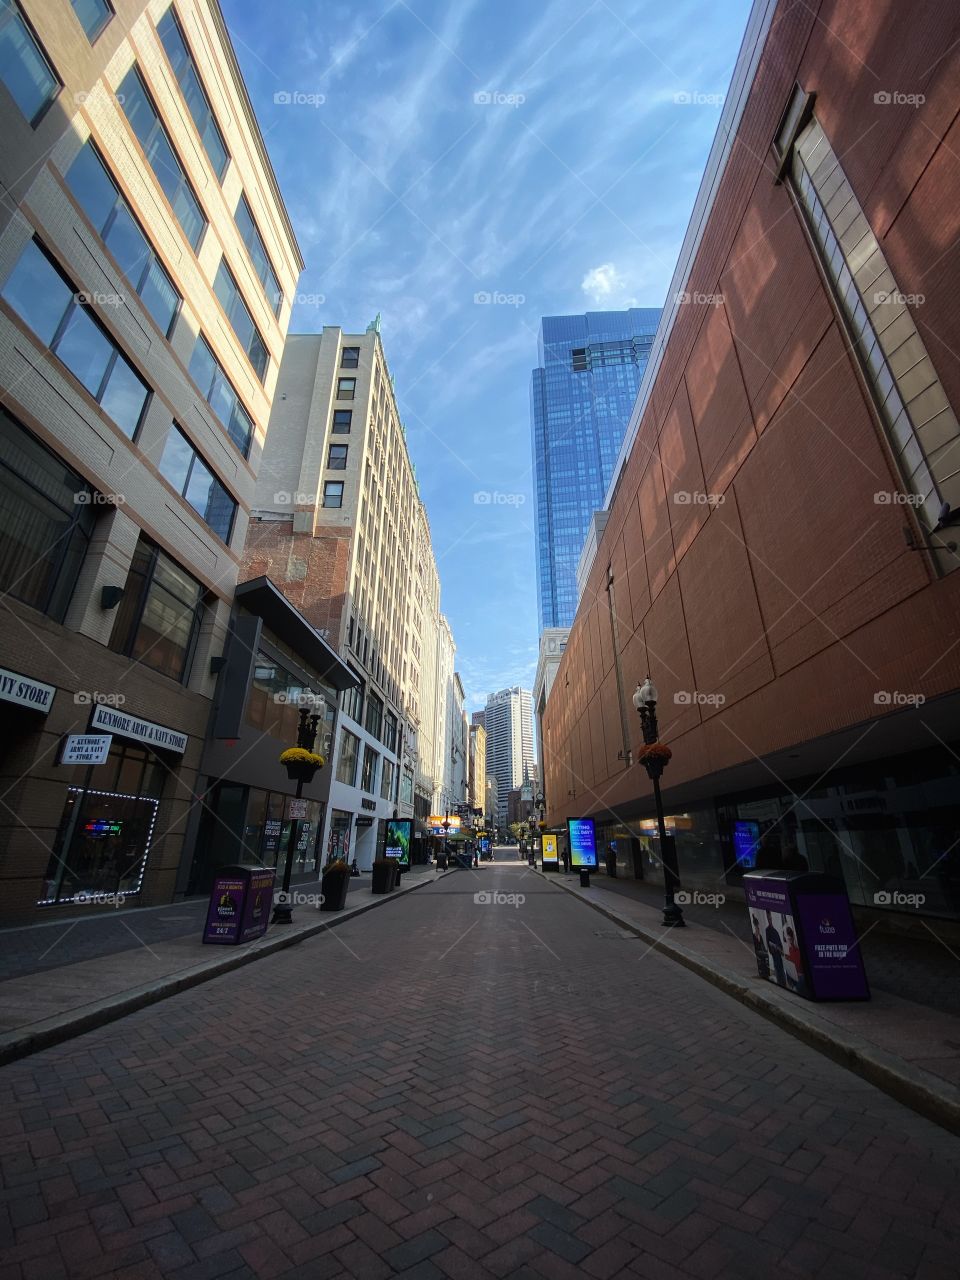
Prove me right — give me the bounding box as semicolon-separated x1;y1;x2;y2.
241;518;353;648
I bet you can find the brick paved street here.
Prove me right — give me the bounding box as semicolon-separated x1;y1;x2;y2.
2;857;959;1280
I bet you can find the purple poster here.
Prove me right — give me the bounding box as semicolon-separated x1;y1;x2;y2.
203;875;245;944
239;869;275;942
793;893;869;1000
743;877;806;997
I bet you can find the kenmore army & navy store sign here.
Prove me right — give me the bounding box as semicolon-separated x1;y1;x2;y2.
0;666;56;714
90;704;188;754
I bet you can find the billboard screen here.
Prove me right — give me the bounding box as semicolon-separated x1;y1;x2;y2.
567;818;597;869
385;819;412;867
542;833;558;864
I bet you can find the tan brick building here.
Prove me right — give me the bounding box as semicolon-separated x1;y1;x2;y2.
0;0;303;921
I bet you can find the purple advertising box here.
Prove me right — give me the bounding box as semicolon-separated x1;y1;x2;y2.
239;869;275;942
743;876;804;995
203;874;246;944
793;892;869;1000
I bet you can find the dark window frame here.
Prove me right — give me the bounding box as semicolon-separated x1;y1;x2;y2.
70;0;114;43
109;536;205;684
323;481;344;508
327;443;348;470
0;1;62;127
332;409;352;434
337;377;356;400
341;346;360;368
158;424;237;544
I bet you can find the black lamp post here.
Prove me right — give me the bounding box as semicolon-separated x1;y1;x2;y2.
632;676;685;927
273;706;322;925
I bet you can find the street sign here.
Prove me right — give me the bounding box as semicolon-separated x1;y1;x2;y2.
288;798;308;819
61;734;112;765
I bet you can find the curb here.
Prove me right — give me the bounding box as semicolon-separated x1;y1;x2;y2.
0;868;450;1068
541;870;960;1137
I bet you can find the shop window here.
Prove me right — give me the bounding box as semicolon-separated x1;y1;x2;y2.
1;238;150;438
0;410;96;622
328;809;352;861
0;1;60;125
65;141;181;336
109;536;205;681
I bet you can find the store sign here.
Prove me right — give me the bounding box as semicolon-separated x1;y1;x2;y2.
0;666;55;714
355;816;374;827
61;734;112;765
90;704;187;754
288;799;308;819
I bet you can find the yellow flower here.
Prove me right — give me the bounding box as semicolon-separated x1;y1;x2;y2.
279;747;326;766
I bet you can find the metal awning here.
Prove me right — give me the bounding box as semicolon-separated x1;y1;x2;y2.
234;577;358;692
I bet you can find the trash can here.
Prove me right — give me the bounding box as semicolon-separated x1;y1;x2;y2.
203;864;275;945
743;870;869;1001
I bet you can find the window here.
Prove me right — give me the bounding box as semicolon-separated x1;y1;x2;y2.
0;410;95;622
365;692;383;739
188;334;254;456
213;260;268;381
109;536;204;682
118;66;206;250
234;192;282;316
159;426;236;542
336;729;360;786
328;444;348;470
323;481;343;508
66;141;181;336
337;377;355;400
1;238;150;438
380;758;395;801
156;5;228;179
332;410;352;434
361;744;378;793
0;2;59;124
341;347;359;368
71;0;112;42
340;675;363;724
384;710;398;753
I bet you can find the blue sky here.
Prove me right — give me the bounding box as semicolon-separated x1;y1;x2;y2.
223;0;752;710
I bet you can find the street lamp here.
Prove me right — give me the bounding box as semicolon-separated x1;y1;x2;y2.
632;676;685;927
273;705;322;925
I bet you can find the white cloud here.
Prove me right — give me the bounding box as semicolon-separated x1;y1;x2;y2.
581;262;623;302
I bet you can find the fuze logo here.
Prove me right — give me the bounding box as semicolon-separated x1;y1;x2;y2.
819;918;835;934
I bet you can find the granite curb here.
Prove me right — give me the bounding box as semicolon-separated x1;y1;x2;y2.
540;869;960;1137
0;866;453;1068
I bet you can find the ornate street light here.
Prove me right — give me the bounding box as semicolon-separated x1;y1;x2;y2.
274;705;324;924
632;676;685;927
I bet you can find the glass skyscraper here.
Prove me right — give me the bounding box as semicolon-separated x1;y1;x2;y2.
532;308;661;629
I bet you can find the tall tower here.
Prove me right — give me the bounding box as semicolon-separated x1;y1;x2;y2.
532;308;661;630
483;687;535;824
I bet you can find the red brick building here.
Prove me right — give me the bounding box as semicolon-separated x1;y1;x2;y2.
542;0;960;922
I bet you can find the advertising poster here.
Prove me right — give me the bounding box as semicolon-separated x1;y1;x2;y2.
733;820;760;869
793;893;869;1000
743;877;806;997
203;874;245;944
386;818;412;868
567;818;597;869
239;869;275;942
542;833;558;864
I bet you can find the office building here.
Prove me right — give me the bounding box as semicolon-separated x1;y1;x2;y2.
542;0;960;926
242;324;453;867
0;0;303;921
468;721;486;815
484;686;535;825
532;308;661;630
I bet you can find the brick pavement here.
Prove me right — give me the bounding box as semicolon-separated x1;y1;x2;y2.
1;859;959;1279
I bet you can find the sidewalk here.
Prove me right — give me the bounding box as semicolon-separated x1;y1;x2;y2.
0;864;446;1067
542;869;960;1136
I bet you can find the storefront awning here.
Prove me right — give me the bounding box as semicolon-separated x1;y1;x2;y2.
235;577;358;692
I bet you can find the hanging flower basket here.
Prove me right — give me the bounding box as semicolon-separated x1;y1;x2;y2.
637;742;672;779
280;747;325;784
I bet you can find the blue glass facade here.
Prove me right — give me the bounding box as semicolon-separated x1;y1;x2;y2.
532;308;661;629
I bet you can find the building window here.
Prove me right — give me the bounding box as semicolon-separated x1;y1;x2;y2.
336;728;360;786
340;674;363;724
65;140;181;337
323;481;344;508
156;5;229;179
0;410;95;622
365;692;383;740
337;377;355;400
0;2;60;124
380;758;395;801
1;238;150;438
341;346;359;368
213;259;268;381
234;192;282;316
159;425;237;543
781;94;959;534
71;0;113;41
327;444;348;470
118;66;207;250
384;710;398;753
332;410;352;434
109;536;205;682
188;334;254;457
361;744;378;793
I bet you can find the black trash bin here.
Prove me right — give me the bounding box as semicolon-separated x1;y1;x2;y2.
743;870;869;1001
203;864;275;945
